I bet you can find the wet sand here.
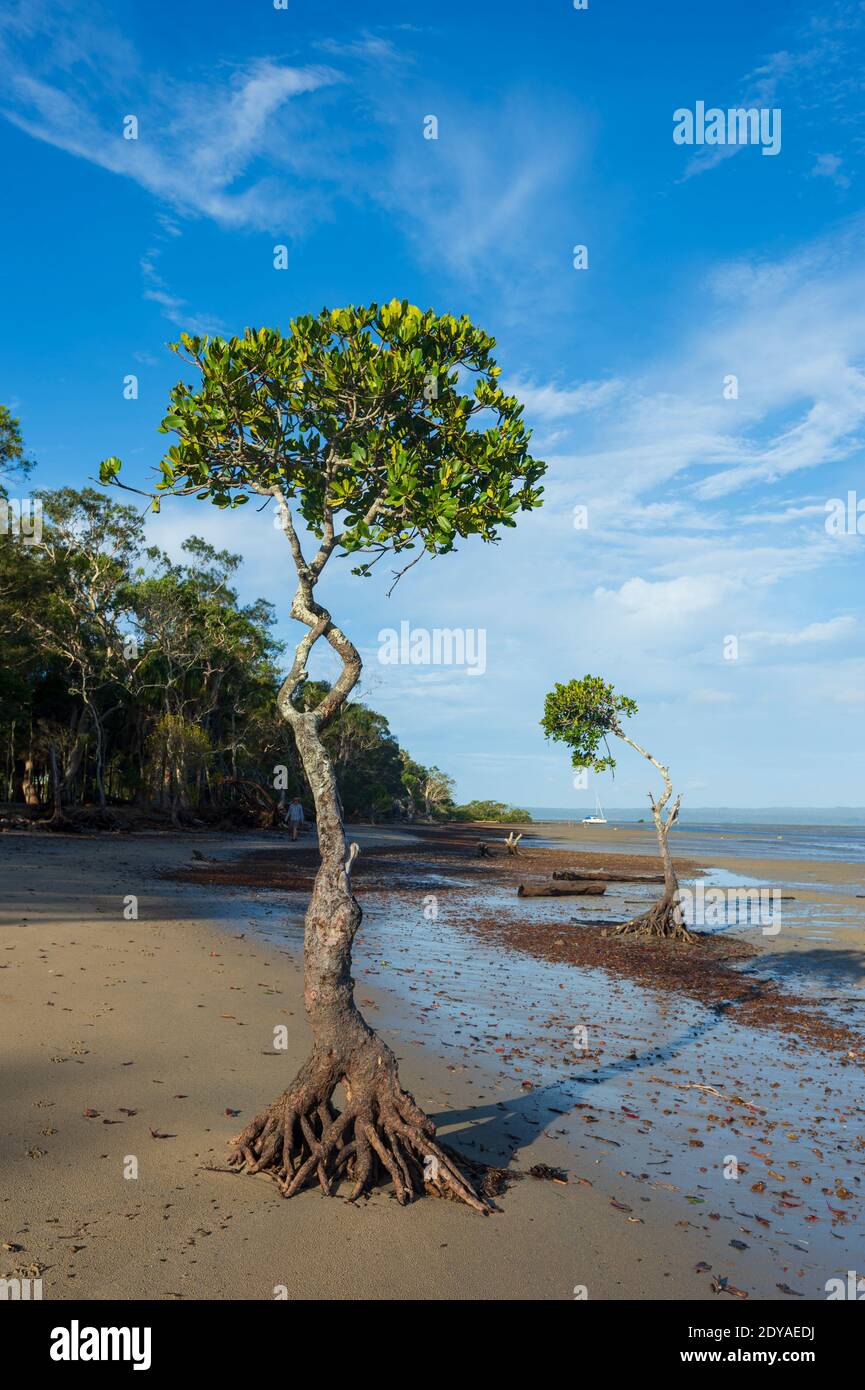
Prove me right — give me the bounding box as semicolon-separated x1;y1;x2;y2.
520;820;865;982
1;824;862;1302
0;828;733;1302
180;824;865;1299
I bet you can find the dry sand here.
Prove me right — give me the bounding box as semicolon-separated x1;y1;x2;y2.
1;828;733;1302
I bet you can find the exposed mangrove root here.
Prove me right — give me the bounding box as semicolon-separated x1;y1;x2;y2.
227;1044;489;1214
612;892;699;944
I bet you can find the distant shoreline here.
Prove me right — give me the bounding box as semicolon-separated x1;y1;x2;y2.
524;806;865;826
502;817;865;870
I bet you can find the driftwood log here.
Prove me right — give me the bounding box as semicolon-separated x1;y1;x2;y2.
477;836;523;858
552;869;664;884
518;881;607;897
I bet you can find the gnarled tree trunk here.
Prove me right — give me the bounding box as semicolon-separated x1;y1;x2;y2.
62;706;89;799
228;504;486;1211
47;741;69;829
21;752;40;807
611;732;697;943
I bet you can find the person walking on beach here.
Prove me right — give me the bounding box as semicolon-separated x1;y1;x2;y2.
286;795;305;841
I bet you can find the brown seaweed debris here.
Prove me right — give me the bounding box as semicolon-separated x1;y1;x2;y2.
168;830;864;1063
528;1163;569;1183
168;830;695;899
438;1149;572;1200
464;912;865;1061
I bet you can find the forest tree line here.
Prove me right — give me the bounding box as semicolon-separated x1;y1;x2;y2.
0;408;529;828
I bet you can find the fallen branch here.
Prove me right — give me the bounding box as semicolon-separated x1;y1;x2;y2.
649;1076;764;1114
518;881;607;898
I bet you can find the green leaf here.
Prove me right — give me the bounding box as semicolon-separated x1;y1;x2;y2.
99;456;122;482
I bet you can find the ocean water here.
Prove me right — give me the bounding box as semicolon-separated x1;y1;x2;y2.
525;808;865;864
527;806;865;825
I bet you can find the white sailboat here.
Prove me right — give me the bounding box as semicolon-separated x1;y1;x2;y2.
582;794;607;825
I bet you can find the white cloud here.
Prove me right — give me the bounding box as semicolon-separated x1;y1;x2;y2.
810;152;851;189
744;616;856;646
679;50;795;181
740;499;828;526
2;60;342;230
693;689;736;705
674;10;862;186
506;378;624;422
0;7;585;299
594;574;735;624
520;217;865;511
139;247;223;335
385;98;582;281
802;658;865;707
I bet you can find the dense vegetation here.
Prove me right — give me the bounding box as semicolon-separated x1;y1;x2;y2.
451;799;530;823
0;415;530;827
0;485;428;823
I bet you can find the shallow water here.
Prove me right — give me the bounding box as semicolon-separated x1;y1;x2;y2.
241;872;865;1301
528;822;865;864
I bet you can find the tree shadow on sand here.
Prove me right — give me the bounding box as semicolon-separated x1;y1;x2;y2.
431;1006;733;1171
747;945;865;991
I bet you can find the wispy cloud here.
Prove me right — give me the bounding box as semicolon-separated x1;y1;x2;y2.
2;59;343;230
810;152;851;189
679;51;795;181
744;616;856;646
676;4;865;183
139;246;223;335
506;378;625;421
1;4;584;309
0;1;348;232
523;216;865;513
380;91;585;290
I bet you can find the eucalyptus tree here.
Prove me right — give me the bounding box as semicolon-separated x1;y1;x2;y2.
541;675;697;942
297;681;404;819
102;301;544;1209
20;488;145;807
398;752;455;820
0;404;33;490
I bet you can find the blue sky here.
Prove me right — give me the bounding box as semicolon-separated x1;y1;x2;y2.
1;0;863;809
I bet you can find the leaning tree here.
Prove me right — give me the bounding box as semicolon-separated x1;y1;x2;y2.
101;302;544;1209
541;675;697;943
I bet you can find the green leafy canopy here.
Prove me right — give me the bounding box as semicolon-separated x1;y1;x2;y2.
100;301;545;564
1;404;33;491
541;675;638;775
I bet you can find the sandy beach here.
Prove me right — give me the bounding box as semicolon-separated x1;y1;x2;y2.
523;820;865;982
1;823;862;1302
